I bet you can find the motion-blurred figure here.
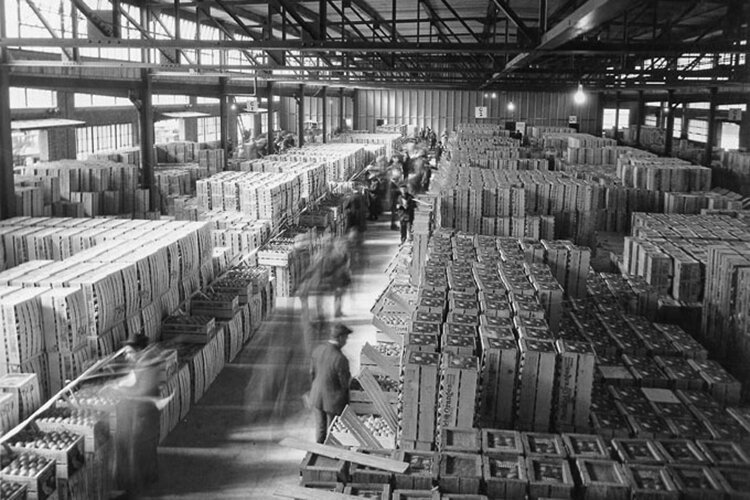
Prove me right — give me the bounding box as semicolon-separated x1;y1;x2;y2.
108;334;164;499
366;174;382;220
388;162;404;230
395;183;416;244
310;323;352;443
298;236;352;322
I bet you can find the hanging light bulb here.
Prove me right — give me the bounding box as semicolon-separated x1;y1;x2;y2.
507;101;515;112
574;83;586;105
491;92;497;99
484;93;489;98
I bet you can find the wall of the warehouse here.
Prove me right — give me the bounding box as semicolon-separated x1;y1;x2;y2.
352;89;602;135
278;95;353;137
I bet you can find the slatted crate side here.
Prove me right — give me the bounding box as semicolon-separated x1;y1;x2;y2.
622;464;680;500
666;464;725;500
438;452;483;494
391;450;438;490
526;456;575;500
517;339;558;432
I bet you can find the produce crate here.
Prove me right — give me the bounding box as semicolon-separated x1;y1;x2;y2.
622;464;680;500
0;481;26;500
36;408;109;454
483;454;528;499
575;458;631;500
299;452;347;485
525;456;575;500
521;432;567;459
482;429;524;456
440;427;480;453
695;440;750;467
400;351;440;447
391;450;437;490
711;467;750;500
348;449;393;485
0;373;42;420
392;490;440;500
342;483;392;498
478;336;518;428
10;430;85;479
437;354;479;434
667;464;725;500
613;438;667;465
655;439;708;465
555;340;595;432
161;315;216;344
561;434;609;459
190;292;239;320
438;452;482;494
517;339;557;432
0;453;57;500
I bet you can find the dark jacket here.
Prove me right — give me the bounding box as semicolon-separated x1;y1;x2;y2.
310;342;351;414
395;191;416;223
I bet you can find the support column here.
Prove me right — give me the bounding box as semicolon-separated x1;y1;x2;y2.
267;81;275;154
665;90;675;157
219;77;228;152
339;88;345;132
635;90;644;146
352;90;359;130
184;96;199;142
705;87;717;167
680;103;688;139
321;86;328;143
613;91;621;141
298;84;305;147
139;69;156;210
740;98;750;150
0;0;13;219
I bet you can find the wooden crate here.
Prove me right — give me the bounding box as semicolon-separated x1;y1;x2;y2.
0;481;27;500
400;351;440;446
0;453;57;500
525;456;575;500
36;409;109;454
711;467;750;500
562;434;610;460
575;458;631;500
438;353;479;433
613;438;667;465
482;429;524;456
438;452;482;494
483;454;528;499
348;449;394;485
655;439;708;465
392;490;440;500
161;314;217;344
391;450;438;490
299;452;348;485
667;465;725;500
517;339;557;432
522;432;567;458
478;335;518;429
622;464;680;500
695;440;750;468
190;292;239;320
440;427;481;453
554;340;596;432
10;431;85;480
342;483;392;499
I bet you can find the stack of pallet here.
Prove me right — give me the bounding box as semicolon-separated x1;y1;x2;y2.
623;213;750;303
617;156;712;192
15;160;139;217
663;188;744;214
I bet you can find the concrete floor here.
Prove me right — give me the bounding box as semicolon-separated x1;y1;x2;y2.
142;219;401;499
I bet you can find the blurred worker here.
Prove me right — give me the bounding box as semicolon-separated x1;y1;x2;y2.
298;236;352;320
366;174;382;220
310;323;353;443
109;333;164;498
395;183;416;244
388;162;404;230
436;141;443;163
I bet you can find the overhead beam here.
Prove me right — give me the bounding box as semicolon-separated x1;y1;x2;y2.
70;0;115;38
491;0;536;43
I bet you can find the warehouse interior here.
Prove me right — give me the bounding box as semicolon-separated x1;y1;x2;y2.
0;0;749;499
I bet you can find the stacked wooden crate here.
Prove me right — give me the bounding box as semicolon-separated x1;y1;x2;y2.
400;351;441;451
617;156;712;192
663;188;744;214
331;133;401;159
14;160;138;217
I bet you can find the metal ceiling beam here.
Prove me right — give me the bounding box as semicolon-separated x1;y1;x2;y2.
70;0;115;38
349;0;407;43
491;0;536;43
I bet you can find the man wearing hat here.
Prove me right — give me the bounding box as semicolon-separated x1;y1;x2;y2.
309;323;353;443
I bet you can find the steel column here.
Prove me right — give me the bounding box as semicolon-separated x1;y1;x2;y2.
614;91;621;140
267;81;275;154
0;1;13;219
298;84;305;147
339;88;345;132
352;89;359;130
322;86;328;143
704;87;717;167
539;0;548;33
139;69;156;211
220;77;229;151
665;90;675;156
635;90;644;145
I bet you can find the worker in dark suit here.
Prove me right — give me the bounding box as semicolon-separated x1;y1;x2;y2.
309;323;352;443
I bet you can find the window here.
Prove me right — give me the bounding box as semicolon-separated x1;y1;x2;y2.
10;87;56;109
76;124;135;158
74;93;131;108
196;97;219;104
717;104;746;111
154;119;183;144
197;116;220;142
673;118;682;138
687;119;708;143
720;122;740;150
688;102;710;109
644;115;658;127
153;94;190;105
602;108;630;130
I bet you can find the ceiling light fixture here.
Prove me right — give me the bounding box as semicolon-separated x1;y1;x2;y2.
491;92;497;99
574;83;586;105
507;101;515;112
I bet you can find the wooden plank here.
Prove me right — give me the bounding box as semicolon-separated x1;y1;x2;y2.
274;484;360;500
361;343;400;381
279;438;409;473
358;368;398;433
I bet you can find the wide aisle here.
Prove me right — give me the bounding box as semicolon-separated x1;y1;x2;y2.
142;219;402;499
